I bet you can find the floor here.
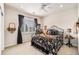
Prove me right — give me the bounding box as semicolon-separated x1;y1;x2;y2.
2;42;78;55
57;45;78;55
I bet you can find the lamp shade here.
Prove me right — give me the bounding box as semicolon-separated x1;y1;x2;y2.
76;19;79;28
76;22;79;28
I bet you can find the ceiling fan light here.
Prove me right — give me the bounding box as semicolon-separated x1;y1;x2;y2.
60;5;63;8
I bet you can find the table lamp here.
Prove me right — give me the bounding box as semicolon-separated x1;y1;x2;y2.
65;28;74;47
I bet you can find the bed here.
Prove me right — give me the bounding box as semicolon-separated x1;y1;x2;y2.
31;25;64;55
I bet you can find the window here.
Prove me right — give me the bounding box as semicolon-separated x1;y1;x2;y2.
21;17;35;32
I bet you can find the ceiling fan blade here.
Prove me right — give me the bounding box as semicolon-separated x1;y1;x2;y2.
41;3;50;9
40;3;51;12
42;8;48;12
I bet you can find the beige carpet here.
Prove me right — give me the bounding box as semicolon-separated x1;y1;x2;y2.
57;45;78;55
2;42;43;55
2;42;78;55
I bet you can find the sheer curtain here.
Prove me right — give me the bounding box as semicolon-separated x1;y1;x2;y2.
21;17;35;32
21;16;35;43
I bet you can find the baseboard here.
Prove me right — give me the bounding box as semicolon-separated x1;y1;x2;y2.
4;41;31;49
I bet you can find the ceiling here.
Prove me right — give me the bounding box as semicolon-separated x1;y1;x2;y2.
5;3;77;17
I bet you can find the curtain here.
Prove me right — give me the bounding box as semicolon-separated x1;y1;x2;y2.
34;18;38;29
17;15;24;44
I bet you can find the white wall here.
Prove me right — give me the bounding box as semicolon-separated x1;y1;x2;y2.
78;4;79;17
4;5;18;47
43;8;77;30
0;3;4;52
4;5;42;47
0;5;1;54
78;4;79;54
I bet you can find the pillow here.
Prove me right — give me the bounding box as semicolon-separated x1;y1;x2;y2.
48;29;59;35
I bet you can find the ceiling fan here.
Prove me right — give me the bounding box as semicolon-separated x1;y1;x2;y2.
40;3;50;12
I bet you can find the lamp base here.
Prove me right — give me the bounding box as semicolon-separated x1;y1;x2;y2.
66;43;73;47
